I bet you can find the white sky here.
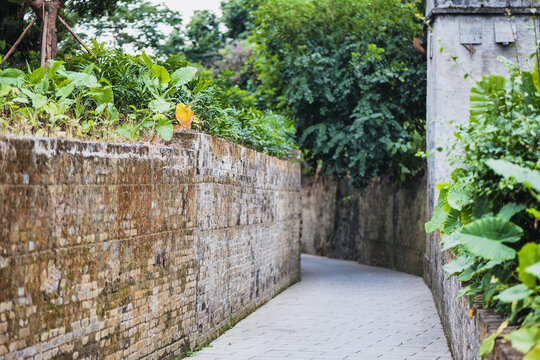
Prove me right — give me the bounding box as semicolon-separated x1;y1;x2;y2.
153;0;223;23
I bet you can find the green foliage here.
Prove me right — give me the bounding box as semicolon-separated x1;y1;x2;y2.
184;10;224;67
0;0;159;67
253;0;426;188
221;0;258;40
0;44;295;157
426;58;540;358
77;1;184;57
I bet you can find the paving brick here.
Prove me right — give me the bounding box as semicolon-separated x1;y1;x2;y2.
191;255;452;360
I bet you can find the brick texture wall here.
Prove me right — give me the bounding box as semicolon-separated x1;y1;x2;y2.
0;133;301;359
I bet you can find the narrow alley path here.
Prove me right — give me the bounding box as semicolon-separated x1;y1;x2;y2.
190;255;452;360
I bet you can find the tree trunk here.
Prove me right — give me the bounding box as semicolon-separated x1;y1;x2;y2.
27;0;66;67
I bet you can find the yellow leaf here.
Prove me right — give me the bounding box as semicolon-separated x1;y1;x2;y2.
468;306;478;319
175;103;194;129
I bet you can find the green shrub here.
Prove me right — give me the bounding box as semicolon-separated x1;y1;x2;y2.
0;43;295;158
426;57;540;358
252;0;426;187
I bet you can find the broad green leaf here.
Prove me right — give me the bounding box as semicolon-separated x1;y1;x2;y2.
441;233;460;251
443;254;475;276
149;98;172;113
35;78;49;94
495;284;533;303
518;243;540;288
498;203;526;220
0;68;25;86
458;217;522;260
0;84;11;97
479;321;508;357
65;71;100;88
527;208;540;218
28;67;46;84
151;65;171;84
457;284;478;299
487;159;540;193
505;327;540;354
57;82;76;99
46;60;64;78
472;196;492;219
171;66;198;88
533;59;540;92
155;115;173;141
118;125;134;139
479;332;497;356
32;93;47;109
447;185;472;210
524;342;540;360
470;75;505;121
107;103;119;120
142;51;153;69
90;86;114;104
95;103;106;115
442;208;461;233
426;187;448;233
525;263;540;280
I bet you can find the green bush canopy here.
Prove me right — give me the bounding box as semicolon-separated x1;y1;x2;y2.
253;0;426;188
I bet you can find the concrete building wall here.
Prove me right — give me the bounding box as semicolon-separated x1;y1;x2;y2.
425;2;538;359
0;133;301;359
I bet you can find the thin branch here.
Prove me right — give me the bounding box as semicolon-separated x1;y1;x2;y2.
0;16;38;65
58;16;94;55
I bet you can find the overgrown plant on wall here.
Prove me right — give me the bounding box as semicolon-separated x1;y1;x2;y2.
252;0;426;188
425;57;540;358
0;41;295;158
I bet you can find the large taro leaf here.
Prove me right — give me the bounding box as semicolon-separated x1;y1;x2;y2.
518;243;540;288
442;254;475;276
470;75;506;121
458;217;523;260
447;184;472;211
506;327;540;354
487;159;540;193
171;67;197;88
425;186;449;233
494;284;533;303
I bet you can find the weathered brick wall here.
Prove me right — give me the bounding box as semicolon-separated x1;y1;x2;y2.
301;171;426;276
0;133;301;359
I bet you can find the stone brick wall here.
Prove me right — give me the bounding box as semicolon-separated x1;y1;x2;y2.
0;133;301;360
301;171;426;276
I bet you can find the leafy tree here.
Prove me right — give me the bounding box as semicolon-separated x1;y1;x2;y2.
80;1;184;57
220;0;258;40
184;10;224;67
253;0;426;188
0;0;183;66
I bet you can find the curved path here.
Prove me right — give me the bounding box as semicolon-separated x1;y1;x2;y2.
190;254;452;360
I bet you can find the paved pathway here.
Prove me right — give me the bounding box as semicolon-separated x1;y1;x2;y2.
190;255;452;360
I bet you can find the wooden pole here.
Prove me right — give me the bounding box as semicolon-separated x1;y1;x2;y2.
40;3;47;67
0;16;38;65
58;16;94;55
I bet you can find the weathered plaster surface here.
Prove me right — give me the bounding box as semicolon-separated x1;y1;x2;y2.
0;133;301;359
